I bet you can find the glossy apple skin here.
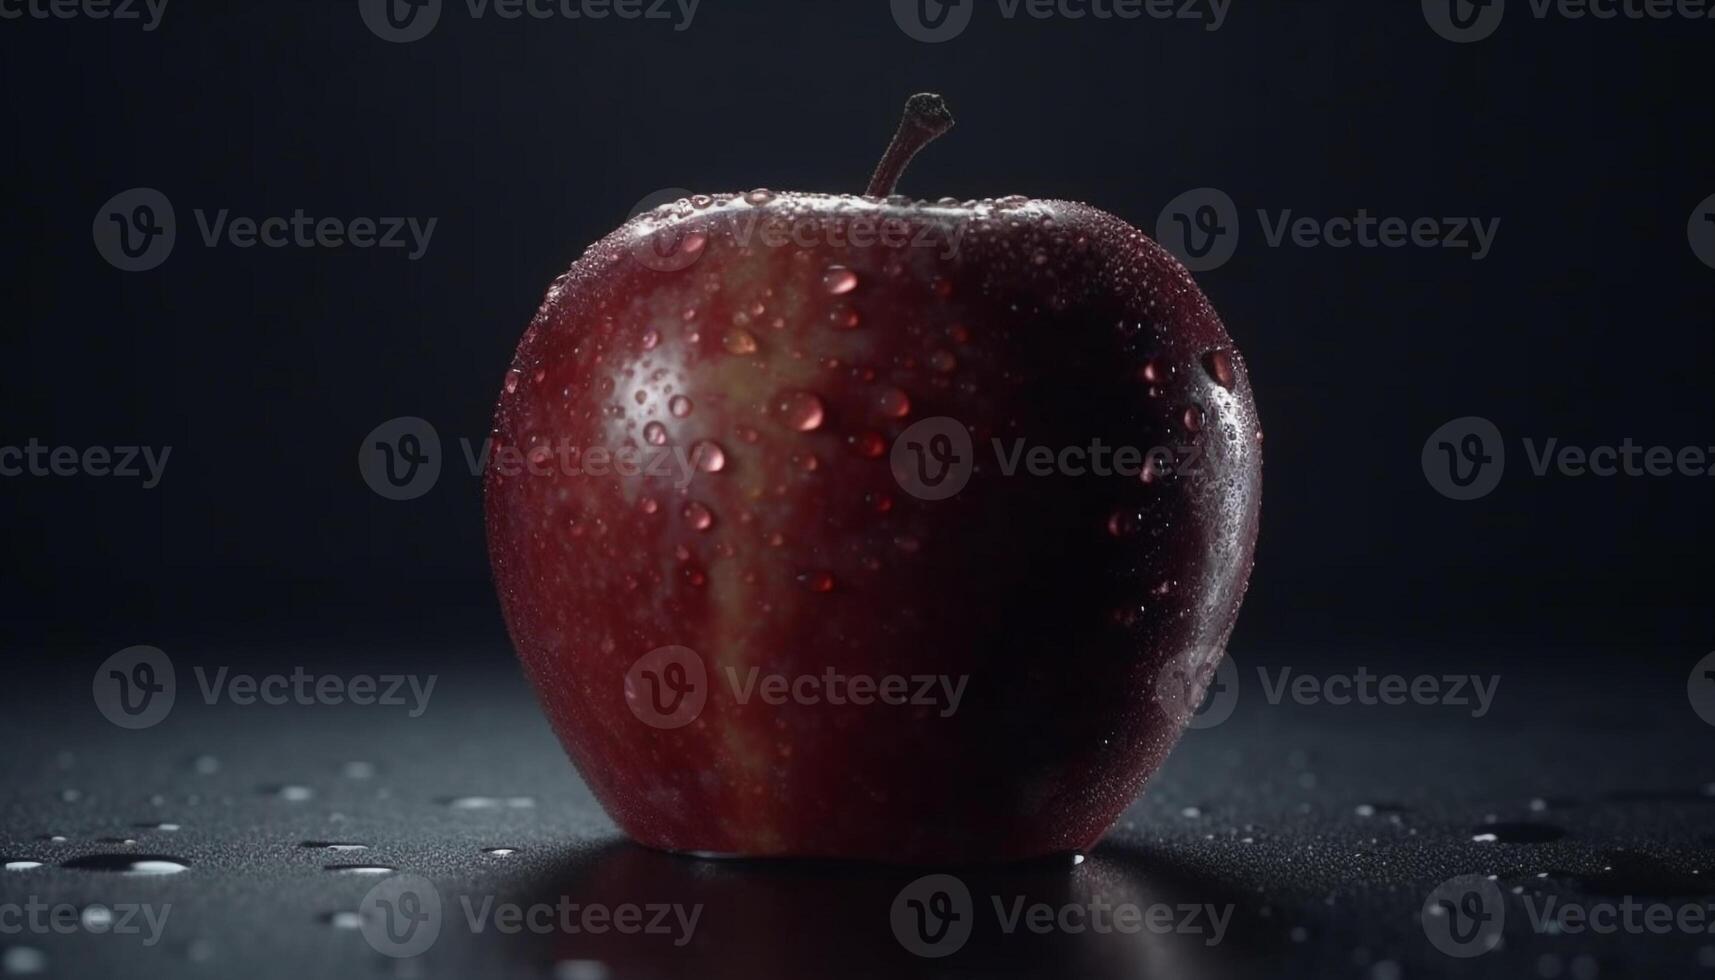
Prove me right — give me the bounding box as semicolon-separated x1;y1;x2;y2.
486;192;1261;864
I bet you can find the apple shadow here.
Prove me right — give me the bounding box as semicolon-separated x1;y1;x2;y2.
500;837;1275;979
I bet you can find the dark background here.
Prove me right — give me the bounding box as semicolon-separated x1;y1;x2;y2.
2;3;1710;658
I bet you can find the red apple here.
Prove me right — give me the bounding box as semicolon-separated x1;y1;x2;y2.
486;94;1261;864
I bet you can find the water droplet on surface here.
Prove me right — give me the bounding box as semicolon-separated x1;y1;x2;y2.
1471;823;1566;844
669;395;693;418
325;865;395;875
877;388;911;418
848;432;886;458
192;755;219;775
773;391;825;432
798;571;835;593
324;911;363;930
61;855;190;876
692;441;727;472
1203;350;1236;389
683;501;714;531
2;947;45;976
267;785;314;802
340;761;376;780
644;422;669;446
483;847;518;857
723;328;759;355
303;842;370;852
443;796;536;810
3;861;43;872
822;266;859;295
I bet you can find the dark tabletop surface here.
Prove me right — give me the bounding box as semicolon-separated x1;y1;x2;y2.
2;638;1711;980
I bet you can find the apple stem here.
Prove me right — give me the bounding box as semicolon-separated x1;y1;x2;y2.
865;93;955;198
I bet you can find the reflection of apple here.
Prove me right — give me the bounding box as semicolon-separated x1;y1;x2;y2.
513;843;1258;980
486;94;1261;863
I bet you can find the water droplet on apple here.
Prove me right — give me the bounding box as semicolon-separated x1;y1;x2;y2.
723;328;759;355
798;571;835;593
639;497;659;515
692;440;726;472
1107;511;1141;537
504;370;522;394
1183;405;1205;432
683;501;714;531
644;422;668;446
848;432;886;458
641;329;661;351
929;350;957;373
669;395;693;418
744;188;775;205
736;426;760;444
877;388;911;418
822;266;859;295
774;391;826;432
1203;350;1236;389
829;306;862;330
684;564;707;587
